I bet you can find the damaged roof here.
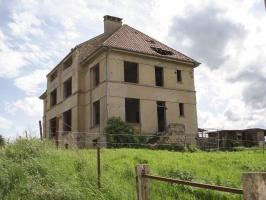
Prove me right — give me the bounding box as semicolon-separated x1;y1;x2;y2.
78;24;199;66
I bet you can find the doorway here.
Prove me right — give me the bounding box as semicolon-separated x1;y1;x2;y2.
157;101;166;132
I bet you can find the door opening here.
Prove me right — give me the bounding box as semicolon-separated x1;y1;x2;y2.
157;101;166;132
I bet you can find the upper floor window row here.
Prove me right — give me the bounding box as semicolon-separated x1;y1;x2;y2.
63;56;73;70
50;71;57;82
123;61;182;86
124;61;138;83
63;77;72;99
49;56;73;82
50;88;57;107
91;63;100;88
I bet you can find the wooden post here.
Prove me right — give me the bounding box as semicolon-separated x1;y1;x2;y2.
97;145;101;188
243;172;266;200
136;164;150;200
39;120;43;140
263;141;265;154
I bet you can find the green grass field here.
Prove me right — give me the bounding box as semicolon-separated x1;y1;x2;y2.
0;139;265;200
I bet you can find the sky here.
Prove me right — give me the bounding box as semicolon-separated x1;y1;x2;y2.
0;0;265;139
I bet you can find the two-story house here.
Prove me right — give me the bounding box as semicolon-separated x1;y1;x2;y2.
39;15;200;148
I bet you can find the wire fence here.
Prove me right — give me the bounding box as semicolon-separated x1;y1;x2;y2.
38;129;266;200
47;130;265;153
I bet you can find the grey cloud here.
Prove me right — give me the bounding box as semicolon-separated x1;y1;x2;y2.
230;70;266;109
224;110;240;122
169;6;246;69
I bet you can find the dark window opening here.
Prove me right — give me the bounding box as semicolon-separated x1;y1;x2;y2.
91;63;100;88
176;70;182;82
63;109;72;131
93;100;100;126
50;89;57;107
125;98;140;123
179;103;184;117
124;61;138;83
157;101;166;132
64;56;72;69
150;47;174;55
155;66;164;86
50;71;57;81
50;117;57;137
63;77;72;98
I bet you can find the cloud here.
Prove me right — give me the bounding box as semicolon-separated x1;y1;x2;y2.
169;5;246;69
14;69;49;95
6;96;42;117
0;31;28;78
0;116;12;130
231;70;266;109
8;11;43;37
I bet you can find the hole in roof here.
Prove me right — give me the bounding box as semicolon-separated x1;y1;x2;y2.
146;39;155;44
150;47;174;56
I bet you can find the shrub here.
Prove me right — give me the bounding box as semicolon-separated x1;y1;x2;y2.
104;117;136;148
0;135;5;149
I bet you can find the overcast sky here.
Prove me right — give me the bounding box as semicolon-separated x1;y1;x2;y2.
0;0;265;139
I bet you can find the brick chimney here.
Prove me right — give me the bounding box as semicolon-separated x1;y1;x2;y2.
103;15;122;34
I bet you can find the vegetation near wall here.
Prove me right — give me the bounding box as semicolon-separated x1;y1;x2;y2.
0;139;265;200
105;117;136;147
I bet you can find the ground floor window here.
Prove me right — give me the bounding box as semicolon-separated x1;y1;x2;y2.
49;117;57;137
125;98;140;123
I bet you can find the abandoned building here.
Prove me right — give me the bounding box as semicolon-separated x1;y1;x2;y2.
39;15;200;147
197;128;266;150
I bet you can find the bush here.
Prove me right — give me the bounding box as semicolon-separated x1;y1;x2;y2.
0;135;5;149
104;117;136;148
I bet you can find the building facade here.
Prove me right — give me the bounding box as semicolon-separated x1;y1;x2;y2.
40;15;200;148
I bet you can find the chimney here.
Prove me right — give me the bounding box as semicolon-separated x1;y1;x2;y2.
103;15;122;34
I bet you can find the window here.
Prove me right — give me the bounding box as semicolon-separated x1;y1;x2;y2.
50;117;57;137
91;63;100;88
177;70;182;82
124;61;138;83
63;77;72;98
125;98;140;123
93;100;100;126
63;109;72;131
155;66;164;86
179;103;184;117
64;56;72;70
50;89;57;107
50;71;57;82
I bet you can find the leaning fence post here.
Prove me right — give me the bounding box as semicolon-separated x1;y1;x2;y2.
242;172;266;200
136;164;150;200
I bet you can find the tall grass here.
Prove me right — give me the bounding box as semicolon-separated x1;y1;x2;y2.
0;139;265;199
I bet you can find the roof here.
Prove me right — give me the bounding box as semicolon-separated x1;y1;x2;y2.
78;24;199;66
46;24;200;77
39;91;47;99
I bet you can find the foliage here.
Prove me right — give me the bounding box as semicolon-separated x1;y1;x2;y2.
104;117;136;147
0;138;265;200
0;135;5;149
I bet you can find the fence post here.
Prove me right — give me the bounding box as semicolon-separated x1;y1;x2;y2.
97;145;101;188
39;120;43;140
242;172;266;200
135;164;150;200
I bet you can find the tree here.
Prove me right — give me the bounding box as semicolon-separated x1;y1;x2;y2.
104;117;136;148
0;135;5;149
